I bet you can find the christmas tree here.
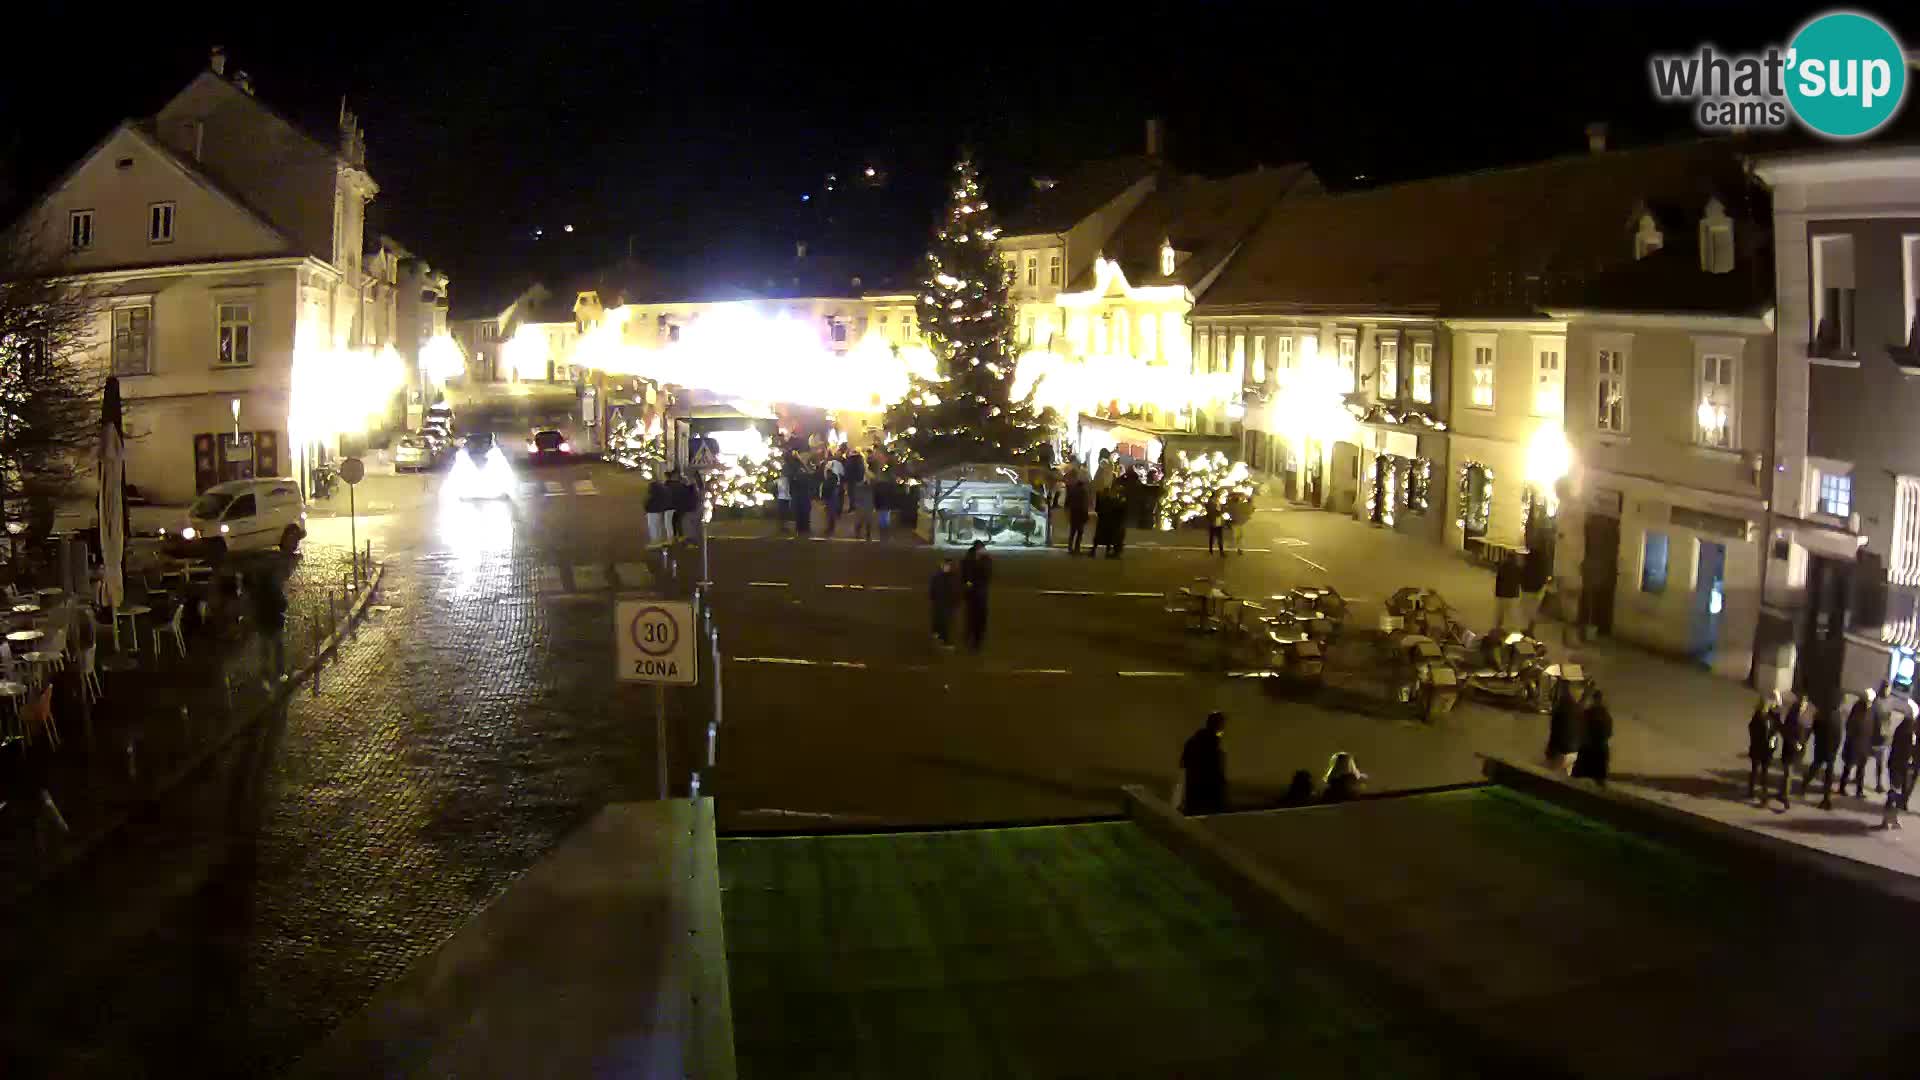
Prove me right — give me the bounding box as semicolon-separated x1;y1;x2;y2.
882;154;1054;539
1156;450;1254;530
702;453;775;520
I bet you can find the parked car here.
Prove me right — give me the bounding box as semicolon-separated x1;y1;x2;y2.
394;432;442;472
162;477;307;558
526;428;572;464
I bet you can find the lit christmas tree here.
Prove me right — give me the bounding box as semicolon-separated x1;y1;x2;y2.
883;154;1054;518
702;453;775;520
1156;450;1254;530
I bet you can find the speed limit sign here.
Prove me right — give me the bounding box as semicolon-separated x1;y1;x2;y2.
616;599;697;684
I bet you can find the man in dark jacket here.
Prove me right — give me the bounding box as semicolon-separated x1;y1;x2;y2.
251;569;288;691
1065;470;1091;555
1748;695;1778;801
1571;689;1612;785
1520;543;1552;635
1840;689;1876;799
1179;712;1228;814
928;559;958;648
1546;682;1584;774
1776;696;1810;809
1803;694;1844;809
1493;553;1522;631
1880;710;1917;828
790;458;814;537
960;541;992;651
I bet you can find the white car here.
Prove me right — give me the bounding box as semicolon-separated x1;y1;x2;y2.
394;433;439;472
163;477;307;558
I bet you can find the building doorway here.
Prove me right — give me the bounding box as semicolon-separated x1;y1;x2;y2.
1459;462;1492;550
1691;540;1727;663
1582;512;1620;635
1799;555;1853;705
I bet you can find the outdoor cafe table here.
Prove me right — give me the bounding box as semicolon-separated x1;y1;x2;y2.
0;680;24;734
6;629;43;645
1180;585;1232;627
111;605;151;653
10;603;39;615
34;587;62;599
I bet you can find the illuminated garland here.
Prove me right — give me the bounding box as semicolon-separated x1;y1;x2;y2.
1367;454;1396;527
1156;450;1254;530
1350;402;1448;431
702;454;775;520
1456;460;1493;532
1407;456;1432;514
607;415;665;479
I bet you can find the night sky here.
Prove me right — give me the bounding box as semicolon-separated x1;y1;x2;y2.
4;2;1914;312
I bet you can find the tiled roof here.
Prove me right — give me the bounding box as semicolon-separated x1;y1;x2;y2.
1198;139;1766;318
1078;164;1317;293
1001;155;1158;235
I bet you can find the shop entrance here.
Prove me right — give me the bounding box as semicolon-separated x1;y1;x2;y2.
193;431;281;494
1691;540;1727;663
1581;512;1620;635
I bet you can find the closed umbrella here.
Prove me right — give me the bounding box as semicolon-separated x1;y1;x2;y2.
95;376;126;612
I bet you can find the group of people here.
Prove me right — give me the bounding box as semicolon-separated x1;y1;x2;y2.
1061;449;1236;557
1545;682;1614;783
1175;711;1368;814
776;444;909;541
1745;682;1920;826
928;541;993;651
643;469;707;548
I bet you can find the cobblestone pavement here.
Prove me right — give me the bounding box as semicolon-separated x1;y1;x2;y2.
0;460;1906;1075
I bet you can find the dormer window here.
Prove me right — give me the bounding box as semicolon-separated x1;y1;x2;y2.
1160;241;1176;277
1699;198;1734;274
1633;213;1664;260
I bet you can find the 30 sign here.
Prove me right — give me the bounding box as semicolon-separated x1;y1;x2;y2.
616;599;697;685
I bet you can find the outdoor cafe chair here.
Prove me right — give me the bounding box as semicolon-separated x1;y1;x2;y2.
79;642;101;704
153;604;188;660
21;684;57;750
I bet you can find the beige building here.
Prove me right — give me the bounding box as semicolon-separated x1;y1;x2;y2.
16;50;386;503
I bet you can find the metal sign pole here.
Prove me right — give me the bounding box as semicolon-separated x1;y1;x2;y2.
348;482;358;589
655;682;669;800
710;622;722;761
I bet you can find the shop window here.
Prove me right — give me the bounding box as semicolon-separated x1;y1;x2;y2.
1819;472;1852;518
1376;337;1398;399
1641;531;1670;594
1410;341;1432;403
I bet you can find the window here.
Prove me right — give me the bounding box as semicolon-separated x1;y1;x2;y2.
225;494;257;520
1214;329;1228;374
1596;345;1627;432
1003;255;1019;284
1469;338;1495;409
1634;213;1663;259
1230;331;1245;375
1812;233;1856;356
1252;336;1267;385
1819;472;1853;518
1699;199;1734;274
1095;313;1111;354
1376;337;1399;399
1641;531;1670;593
69;210;93;251
1138;313;1157;360
1335;332;1357;392
1896;477;1920;584
831;319;848;343
111;306;152;376
1275;334;1296;373
1048;253;1062;286
217;302;252;366
1532;337;1563;418
1410;341;1433;403
1905;235;1920;350
1696;348;1737;448
1160;242;1176;277
148;201;175;243
1025;255;1037;287
1162;317;1184;364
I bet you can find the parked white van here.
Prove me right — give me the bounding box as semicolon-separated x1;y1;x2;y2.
163;477;308;558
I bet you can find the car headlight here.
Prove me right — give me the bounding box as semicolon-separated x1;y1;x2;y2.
559;441;571;453
220;524;230;534
180;526;196;540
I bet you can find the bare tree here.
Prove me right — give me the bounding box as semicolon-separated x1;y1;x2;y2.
0;227;104;568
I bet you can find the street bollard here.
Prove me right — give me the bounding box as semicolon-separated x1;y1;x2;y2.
312;615;323;696
706;721;717;769
180;704;192;744
126;737;138;780
690;771;701;799
223;672;234;718
40;789;69;834
329;590;339;644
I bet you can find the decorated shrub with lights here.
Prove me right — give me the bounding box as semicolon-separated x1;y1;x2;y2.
1156;450;1253;530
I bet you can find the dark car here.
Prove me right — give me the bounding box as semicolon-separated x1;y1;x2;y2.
526;429;572;463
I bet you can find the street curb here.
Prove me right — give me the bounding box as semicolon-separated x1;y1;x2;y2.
0;560;387;910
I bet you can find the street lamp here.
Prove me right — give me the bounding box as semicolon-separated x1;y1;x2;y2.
231;398;240;440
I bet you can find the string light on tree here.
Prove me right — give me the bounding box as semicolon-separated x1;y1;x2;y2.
1156;450;1254;530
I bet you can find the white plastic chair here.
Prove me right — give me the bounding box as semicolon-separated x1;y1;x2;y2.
153;604;187;659
79;642;101;703
46;628;66;673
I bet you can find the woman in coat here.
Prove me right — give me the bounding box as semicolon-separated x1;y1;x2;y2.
1747;693;1779;801
1572;689;1613;785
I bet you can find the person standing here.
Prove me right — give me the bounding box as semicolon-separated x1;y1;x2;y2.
821;456;843;536
1493;553;1522;631
1869;681;1895;794
1546;681;1584;775
960;540;992;651
851;476;877;541
645;471;675;548
874;469;897;537
1775;694;1809;809
1803;693;1843;809
1320;752;1367;802
1572;689;1613;785
1205;496;1228;557
791;456;815;537
1178;712;1228;814
1520;542;1552;635
928;558;959;649
1747;694;1779;801
773;470;792;536
1880;708;1916;829
1225;490;1253;555
1065;468;1091;555
673;469;702;544
250;569;288;691
1840;688;1876;799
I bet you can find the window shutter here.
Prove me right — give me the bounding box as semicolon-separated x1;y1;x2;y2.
193;434;219;494
256;431;280;477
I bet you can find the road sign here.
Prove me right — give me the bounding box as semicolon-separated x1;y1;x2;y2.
339;456;366;485
617;599;697;684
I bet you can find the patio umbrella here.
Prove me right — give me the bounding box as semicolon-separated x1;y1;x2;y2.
95;376;126;611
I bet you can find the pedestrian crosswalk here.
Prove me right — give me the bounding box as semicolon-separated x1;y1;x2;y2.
529;479;598;497
532;561;656;595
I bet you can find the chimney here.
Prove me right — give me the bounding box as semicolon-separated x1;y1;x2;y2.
234;71;254;96
210;46;227;76
1145;116;1165;160
1585;122;1608;154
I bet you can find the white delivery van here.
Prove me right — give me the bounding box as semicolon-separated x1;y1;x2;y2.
164;477;307;558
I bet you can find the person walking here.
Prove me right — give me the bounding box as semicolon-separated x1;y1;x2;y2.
1320;752;1367;802
1775;694;1810;809
1747;693;1779;801
851;476;877;541
790;456;815;537
1520;542;1552;635
1880;708;1916;829
1493;553;1522;631
1546;680;1584;775
1065;468;1091;555
960;540;992;652
1840;688;1876;799
821;456;843;536
773;470;792;536
1225;490;1253;555
1205;496;1228;556
1869;681;1895;794
874;470;897;536
1572;689;1613;785
672;469;702;544
1803;692;1844;809
928;558;959;649
1177;712;1228;814
645;471;675;548
250;569;288;691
